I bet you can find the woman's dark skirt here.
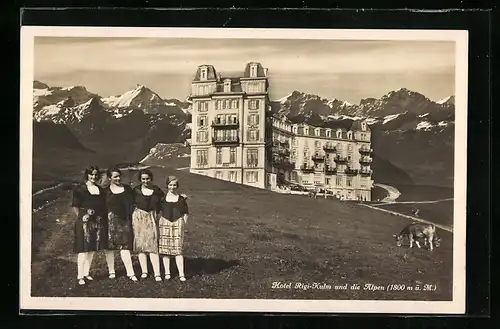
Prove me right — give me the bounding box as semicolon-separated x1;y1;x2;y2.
107;211;134;250
73;207;108;253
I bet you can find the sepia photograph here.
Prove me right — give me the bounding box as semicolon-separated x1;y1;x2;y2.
20;27;467;313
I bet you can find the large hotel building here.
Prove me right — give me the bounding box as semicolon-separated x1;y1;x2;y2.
189;62;374;201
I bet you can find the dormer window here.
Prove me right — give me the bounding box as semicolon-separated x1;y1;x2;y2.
304;127;309;135
315;128;320;136
250;64;258;78
336;130;342;138
347;131;353;139
224;79;231;93
326;129;331;137
200;67;208;81
361;122;367;131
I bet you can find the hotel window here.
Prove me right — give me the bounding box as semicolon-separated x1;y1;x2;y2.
247;148;259;167
361;133;367;140
200;68;207;80
197;101;208;112
336;130;342;138
346;177;353;187
229;171;237;182
326;130;331;137
224;80;231;92
196;131;208;143
326;178;331;185
231;99;239;109
216;147;222;164
198;115;207;127
196;150;208;166
304;127;309;135
315;128;320;136
248;114;260;126
250;65;258;77
347;131;353;139
336;176;343;187
229;147;236;164
215;171;223;179
249;99;260;110
246;171;258;183
247;129;259;141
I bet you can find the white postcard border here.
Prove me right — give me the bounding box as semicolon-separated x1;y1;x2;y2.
19;26;468;314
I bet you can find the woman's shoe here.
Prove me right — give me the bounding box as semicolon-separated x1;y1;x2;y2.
84;275;94;281
141;273;148;279
155;276;162;282
164;274;171;280
128;275;138;282
78;278;86;285
109;273;116;279
179;276;186;282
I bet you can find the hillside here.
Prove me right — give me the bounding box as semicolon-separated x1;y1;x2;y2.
31;166;453;300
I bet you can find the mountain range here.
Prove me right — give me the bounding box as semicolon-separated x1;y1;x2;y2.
32;80;455;188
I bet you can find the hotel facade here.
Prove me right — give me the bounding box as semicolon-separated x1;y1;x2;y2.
189;62;374;201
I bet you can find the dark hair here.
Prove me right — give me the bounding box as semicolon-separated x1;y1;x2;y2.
107;166;122;178
83;165;101;182
137;169;154;181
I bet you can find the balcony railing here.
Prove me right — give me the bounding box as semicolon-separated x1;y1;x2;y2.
273;159;295;170
273;147;290;156
323;145;337;153
360;169;373;176
359;157;373;164
312;154;325;162
212;137;240;145
300;165;315;173
325;166;337;175
211;120;239;128
334;156;348;163
345;168;359;176
359;146;373;154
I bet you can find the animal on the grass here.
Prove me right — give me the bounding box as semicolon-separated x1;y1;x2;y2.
393;222;441;251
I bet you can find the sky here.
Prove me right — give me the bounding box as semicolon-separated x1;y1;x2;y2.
34;37;456;104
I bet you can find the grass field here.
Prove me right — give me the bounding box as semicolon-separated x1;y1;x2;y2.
30;166;453;301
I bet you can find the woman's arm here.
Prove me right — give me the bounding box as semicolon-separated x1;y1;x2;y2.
72;207;79;217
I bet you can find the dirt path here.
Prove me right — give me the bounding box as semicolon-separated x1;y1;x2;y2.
371;198;454;206
361;203;453;233
374;183;401;203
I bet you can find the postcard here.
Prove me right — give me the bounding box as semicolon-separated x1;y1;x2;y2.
20;26;467;313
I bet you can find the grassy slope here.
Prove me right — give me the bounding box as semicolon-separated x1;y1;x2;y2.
31;166;453;300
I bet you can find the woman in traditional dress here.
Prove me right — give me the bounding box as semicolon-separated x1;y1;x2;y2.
158;176;189;281
105;167;138;282
132;169;164;281
71;165;113;285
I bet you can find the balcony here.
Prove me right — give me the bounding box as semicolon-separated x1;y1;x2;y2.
323;144;337;153
300;165;315;173
359;157;373;164
211;120;239;129
345;168;359;176
359;146;373;154
273;147;290;156
212;137;240;146
360;169;373;176
334;156;348;163
312;154;325;162
325;166;337;175
273;159;295;170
